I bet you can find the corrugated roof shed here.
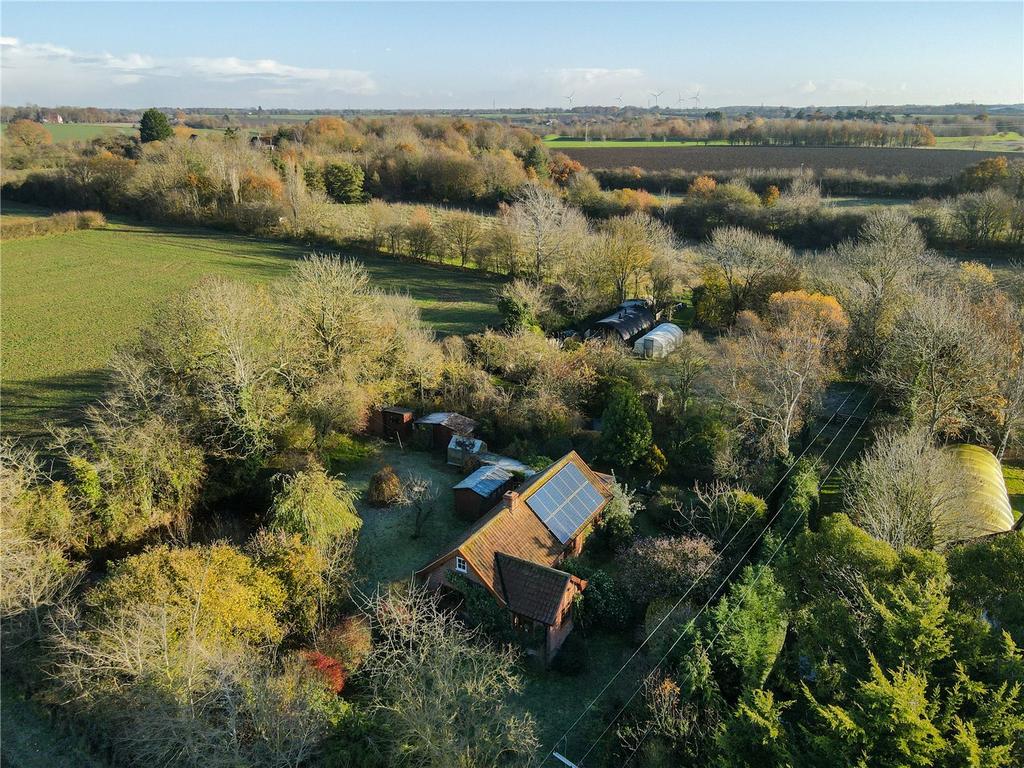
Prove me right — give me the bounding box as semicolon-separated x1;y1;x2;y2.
415;412;477;432
495;553;584;626
454;465;513;497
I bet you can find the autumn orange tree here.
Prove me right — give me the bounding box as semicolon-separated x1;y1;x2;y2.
5;118;51;149
712;289;849;461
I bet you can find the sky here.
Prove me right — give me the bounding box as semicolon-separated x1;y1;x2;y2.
1;1;1021;110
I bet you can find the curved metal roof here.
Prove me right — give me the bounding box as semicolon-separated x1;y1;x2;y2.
592;307;656;342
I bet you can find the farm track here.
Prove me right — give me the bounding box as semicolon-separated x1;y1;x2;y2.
560;145;1004;178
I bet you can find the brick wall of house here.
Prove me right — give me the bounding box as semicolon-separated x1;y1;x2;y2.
421;553;486;591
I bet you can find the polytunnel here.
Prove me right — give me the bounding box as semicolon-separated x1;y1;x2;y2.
937;444;1015;544
632;323;685;359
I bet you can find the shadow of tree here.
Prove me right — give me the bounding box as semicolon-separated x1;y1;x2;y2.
2;369;108;441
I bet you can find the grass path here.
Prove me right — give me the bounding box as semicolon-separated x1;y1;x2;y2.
1;212;502;435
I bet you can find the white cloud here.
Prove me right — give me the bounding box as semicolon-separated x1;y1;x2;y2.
799;80;817;94
0;38;376;102
185;56;375;93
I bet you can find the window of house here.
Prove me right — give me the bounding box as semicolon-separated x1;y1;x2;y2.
454;555;468;573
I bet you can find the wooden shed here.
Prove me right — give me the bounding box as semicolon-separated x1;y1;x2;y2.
368;406;414;442
453;465;515;520
413;412;477;452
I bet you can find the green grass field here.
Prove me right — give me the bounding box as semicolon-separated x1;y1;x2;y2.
934;132;1024;152
0;122;137;142
1;209;503;435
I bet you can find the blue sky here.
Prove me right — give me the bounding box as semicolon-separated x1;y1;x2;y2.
2;1;1021;109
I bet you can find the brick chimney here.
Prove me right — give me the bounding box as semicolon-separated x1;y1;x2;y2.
503;490;520;512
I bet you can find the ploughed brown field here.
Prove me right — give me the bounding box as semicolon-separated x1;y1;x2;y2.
559;145;1001;178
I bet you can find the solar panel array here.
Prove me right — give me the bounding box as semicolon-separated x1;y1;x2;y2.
525;462;606;544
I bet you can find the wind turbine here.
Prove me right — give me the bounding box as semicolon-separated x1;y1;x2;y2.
650;90;664;108
565;92;575;111
676;92;686;110
689;90;701;111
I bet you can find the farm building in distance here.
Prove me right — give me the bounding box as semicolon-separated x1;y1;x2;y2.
633;322;685;359
453;464;516;520
588;299;656;343
416;451;613;664
939;444;1015;543
413;412;477;452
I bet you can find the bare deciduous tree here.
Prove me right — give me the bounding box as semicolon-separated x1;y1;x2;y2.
360;586;538;768
843;427;972;551
400;473;438;539
873;287;997;438
510;184;587;280
700;227;797;324
812;208;932;368
440;211;484;268
712;308;837;460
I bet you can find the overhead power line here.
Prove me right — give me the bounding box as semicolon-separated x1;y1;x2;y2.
614;393;878;768
539;385;865;766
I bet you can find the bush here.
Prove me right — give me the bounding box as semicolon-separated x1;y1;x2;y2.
619;535;718;604
656;404;733;482
595;480;641;552
367;465;402;507
644;597;696;665
300;649;347;693
320;614;373;674
778;458;820;532
0;209;107;240
249;529;329;637
563;559;637;631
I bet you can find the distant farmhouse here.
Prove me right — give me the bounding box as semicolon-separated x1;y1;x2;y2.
416;451;613;664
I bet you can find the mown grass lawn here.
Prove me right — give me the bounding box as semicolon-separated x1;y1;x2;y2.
934;132;1024;152
341;442;468;593
1;211;503;436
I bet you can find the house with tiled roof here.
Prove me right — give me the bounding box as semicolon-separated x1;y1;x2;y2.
415;451;613;664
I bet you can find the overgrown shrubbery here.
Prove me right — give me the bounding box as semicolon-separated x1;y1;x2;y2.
1;209;105;239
